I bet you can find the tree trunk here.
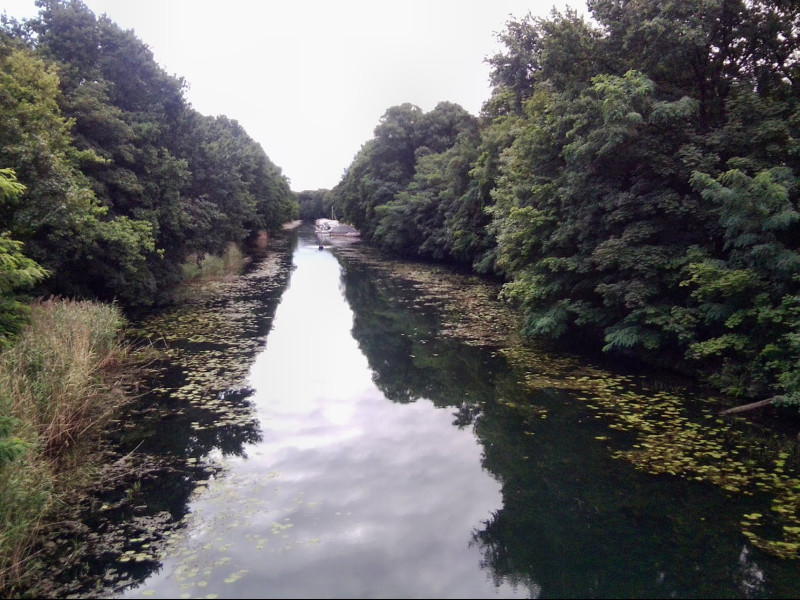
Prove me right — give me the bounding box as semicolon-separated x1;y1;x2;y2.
719;398;775;415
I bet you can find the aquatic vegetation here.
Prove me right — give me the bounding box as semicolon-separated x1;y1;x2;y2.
12;235;298;598
337;244;800;561
71;237;298;594
127;469;317;597
132;238;295;437
336;245;519;349
500;344;800;560
26;230;800;599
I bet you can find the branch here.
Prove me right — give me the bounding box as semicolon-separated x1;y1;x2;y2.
719;397;776;415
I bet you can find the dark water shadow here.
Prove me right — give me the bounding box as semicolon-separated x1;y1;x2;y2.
333;242;800;599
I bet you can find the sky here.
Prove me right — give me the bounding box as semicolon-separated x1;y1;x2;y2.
2;0;587;192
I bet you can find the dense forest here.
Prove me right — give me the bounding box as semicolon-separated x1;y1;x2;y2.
2;0;800;412
0;0;297;340
324;0;800;413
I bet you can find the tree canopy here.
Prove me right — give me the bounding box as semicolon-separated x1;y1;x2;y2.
331;1;800;411
0;0;297;318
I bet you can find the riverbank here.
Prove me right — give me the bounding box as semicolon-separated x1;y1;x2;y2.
20;228;299;598
0;231;299;597
0;298;136;596
7;227;800;597
108;227;800;597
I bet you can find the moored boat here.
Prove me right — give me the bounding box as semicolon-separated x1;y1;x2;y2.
315;218;360;238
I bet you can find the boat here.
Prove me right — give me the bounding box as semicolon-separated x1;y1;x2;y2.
315;218;361;239
315;218;361;248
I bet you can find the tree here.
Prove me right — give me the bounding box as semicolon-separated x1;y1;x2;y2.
297;190;328;221
0;41;157;306
8;0;297;305
684;167;800;402
0;169;48;346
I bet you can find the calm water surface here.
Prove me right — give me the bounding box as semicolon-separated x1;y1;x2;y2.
121;230;526;598
110;227;800;599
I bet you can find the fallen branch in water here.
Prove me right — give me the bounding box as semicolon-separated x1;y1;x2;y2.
719;397;776;415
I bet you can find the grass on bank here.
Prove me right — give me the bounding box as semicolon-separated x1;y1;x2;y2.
0;298;131;595
181;242;246;282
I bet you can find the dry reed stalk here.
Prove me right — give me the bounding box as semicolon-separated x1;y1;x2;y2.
0;298;132;595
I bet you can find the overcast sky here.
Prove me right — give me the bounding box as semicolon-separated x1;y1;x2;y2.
3;0;587;191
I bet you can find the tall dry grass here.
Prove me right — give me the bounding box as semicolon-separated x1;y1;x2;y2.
0;298;130;594
181;242;245;282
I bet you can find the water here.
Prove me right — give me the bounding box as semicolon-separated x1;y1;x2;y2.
94;225;800;598
114;229;525;598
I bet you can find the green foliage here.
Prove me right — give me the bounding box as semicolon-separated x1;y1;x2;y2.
297;189;330;220
0;0;297;309
0;169;48;347
0;38;158;307
333;101;482;263
0;416;27;464
332;1;800;415
485;9;602;115
5;0;800;413
0;232;49;346
0;297;130;592
681;167;800;400
176;113;295;254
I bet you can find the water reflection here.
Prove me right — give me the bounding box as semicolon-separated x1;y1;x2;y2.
339;254;504;416
103;224;800;599
333;243;800;599
122;227;526;599
48;233;298;597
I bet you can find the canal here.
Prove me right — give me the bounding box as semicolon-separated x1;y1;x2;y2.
55;224;800;598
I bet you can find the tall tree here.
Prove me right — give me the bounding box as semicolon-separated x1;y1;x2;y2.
0;169;48;346
0;41;156;305
6;0;298;305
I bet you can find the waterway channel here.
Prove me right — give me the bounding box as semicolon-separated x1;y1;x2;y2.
57;224;800;598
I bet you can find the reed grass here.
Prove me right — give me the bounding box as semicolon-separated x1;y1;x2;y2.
0;298;131;595
181;242;245;281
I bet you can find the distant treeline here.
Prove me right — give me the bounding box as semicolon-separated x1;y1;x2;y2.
0;0;297;341
315;1;800;411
